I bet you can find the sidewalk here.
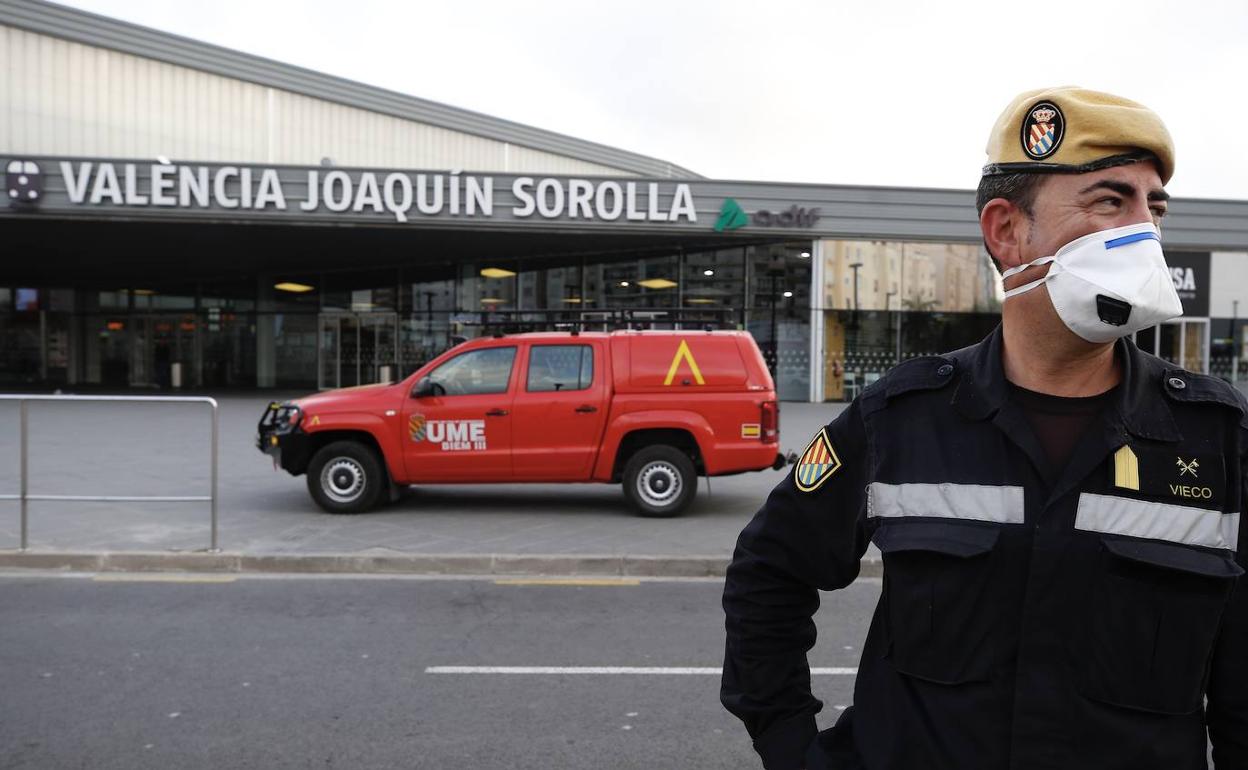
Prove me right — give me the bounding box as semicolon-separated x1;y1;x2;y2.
0;394;876;577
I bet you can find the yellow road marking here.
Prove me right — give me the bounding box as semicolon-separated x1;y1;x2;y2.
92;574;237;583
493;578;641;586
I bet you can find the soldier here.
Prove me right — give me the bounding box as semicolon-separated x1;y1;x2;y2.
721;87;1248;769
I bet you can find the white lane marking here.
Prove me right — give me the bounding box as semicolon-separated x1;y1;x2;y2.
494;578;641;586
425;666;857;675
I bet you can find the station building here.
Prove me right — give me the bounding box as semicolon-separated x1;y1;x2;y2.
3;0;1247;401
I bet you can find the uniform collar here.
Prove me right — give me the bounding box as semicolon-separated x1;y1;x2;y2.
951;324;1182;443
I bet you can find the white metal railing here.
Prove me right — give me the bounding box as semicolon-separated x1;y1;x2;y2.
0;395;219;552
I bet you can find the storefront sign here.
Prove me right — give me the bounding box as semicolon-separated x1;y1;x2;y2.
4;156;856;238
714;198;820;231
1164;250;1210;317
752;205;821;228
50;160;697;225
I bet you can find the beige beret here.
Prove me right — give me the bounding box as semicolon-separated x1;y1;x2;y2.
982;86;1175;184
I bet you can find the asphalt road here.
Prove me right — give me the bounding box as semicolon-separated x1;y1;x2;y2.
0;572;879;770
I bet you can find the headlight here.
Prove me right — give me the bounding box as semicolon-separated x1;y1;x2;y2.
275;404;302;429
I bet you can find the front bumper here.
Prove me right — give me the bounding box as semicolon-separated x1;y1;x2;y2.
256;402;314;475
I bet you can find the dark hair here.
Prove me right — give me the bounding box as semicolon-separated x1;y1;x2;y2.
976;172;1045;274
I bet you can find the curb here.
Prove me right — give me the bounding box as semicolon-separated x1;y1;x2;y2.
0;550;885;579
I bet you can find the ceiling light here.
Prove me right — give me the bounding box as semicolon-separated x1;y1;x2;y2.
275;282;315;293
703;269;714;276
619;281;630;287
480;267;516;279
132;289;156;296
687;298;717;304
479;297;506;305
799;251;811;259
783;291;794;298
562;297;583;304
638;278;678;290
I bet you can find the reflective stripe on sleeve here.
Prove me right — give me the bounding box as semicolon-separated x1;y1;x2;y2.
1075;493;1240;551
866;482;1025;524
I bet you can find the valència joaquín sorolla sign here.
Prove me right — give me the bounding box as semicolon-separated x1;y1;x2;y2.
51;160;698;225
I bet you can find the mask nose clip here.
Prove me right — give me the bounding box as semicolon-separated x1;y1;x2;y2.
1095;294;1133;326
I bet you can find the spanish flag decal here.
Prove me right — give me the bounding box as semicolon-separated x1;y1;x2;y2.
794;428;842;492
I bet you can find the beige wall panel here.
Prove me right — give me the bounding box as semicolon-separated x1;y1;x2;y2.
0;25;632;176
505;144;634;176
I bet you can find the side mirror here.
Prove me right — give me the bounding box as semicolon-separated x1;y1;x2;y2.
412;376;444;398
413;376;434;398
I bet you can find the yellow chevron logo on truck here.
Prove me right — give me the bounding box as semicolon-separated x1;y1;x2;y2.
663;339;705;386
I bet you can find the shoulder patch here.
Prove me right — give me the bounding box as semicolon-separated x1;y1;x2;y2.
794;428;843;492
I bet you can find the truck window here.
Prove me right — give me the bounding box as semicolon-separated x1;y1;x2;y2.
428;347;516;395
526;345;593;392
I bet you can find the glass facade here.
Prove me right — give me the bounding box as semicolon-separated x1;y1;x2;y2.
1210;318;1248;382
0;241;817;397
816;239;1003;401
2;237;1231;400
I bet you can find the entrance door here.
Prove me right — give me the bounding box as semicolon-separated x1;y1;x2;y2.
86;315;131;386
361;313;399;384
149;315;196;388
318;312;398;390
1134;319;1209;373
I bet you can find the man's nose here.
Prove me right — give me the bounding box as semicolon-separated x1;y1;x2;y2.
1122;196;1156;225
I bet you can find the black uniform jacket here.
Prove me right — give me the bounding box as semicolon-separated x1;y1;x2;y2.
722;326;1248;770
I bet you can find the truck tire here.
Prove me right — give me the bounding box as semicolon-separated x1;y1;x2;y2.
623;445;697;517
306;440;385;514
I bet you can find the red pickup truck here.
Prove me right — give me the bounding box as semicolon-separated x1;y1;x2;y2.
258;330;786;516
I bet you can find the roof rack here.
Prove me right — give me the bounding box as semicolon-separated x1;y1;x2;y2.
456;308;743;336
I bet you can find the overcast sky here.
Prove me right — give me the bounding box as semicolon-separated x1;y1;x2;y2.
57;0;1248;199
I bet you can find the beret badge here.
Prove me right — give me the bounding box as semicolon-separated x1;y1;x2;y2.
1021;101;1064;160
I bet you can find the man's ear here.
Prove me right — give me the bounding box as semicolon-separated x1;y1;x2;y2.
980;198;1028;271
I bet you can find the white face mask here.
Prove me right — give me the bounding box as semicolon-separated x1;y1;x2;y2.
1002;221;1183;343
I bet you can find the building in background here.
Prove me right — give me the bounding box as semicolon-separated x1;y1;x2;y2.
2;0;1246;401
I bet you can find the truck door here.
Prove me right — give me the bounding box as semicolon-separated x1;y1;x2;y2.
402;345;516;482
511;342;607;480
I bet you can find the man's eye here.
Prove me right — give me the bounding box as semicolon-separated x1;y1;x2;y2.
1151;207;1167;220
1097;197;1122;207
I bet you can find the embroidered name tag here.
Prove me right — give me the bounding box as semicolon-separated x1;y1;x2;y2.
1111;445;1225;504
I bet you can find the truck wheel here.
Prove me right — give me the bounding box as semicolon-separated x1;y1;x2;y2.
623;445;697;518
306;441;385;514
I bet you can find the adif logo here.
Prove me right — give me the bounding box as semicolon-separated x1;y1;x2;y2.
714;198;749;232
6;160;42;208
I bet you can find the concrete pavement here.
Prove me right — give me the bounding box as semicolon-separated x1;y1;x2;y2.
0;394;860;576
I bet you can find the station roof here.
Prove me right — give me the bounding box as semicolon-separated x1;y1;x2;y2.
0;0;701;179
